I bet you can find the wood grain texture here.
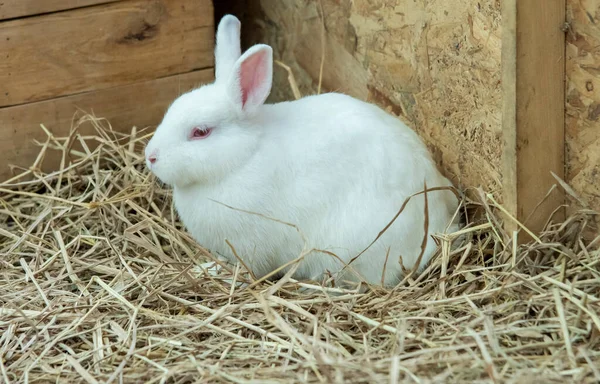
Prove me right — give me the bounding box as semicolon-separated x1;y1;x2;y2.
501;0;518;233
0;69;214;181
0;0;119;20
502;0;566;238
0;0;214;107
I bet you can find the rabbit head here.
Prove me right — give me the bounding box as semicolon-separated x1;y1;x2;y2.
144;15;273;187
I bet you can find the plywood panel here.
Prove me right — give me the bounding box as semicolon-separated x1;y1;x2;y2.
0;0;119;20
0;69;214;181
0;0;214;107
566;0;600;218
502;0;566;237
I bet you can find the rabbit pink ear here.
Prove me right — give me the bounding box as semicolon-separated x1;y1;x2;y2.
228;44;273;113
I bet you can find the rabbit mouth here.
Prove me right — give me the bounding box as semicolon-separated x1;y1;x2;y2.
144;162;171;187
150;172;173;188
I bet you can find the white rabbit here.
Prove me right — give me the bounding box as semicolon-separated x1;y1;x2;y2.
144;15;460;289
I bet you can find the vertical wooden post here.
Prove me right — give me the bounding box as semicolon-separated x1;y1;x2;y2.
502;0;566;239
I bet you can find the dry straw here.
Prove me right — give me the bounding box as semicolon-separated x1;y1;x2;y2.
1;113;599;384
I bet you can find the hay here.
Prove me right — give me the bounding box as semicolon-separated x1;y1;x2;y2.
1;114;600;384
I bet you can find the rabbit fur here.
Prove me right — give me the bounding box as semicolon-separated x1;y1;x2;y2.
144;15;461;289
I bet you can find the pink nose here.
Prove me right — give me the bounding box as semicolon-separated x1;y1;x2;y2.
147;150;158;165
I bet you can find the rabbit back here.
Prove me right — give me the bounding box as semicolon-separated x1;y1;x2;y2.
172;92;458;287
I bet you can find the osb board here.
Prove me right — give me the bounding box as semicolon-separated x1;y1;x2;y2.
242;0;502;195
0;0;119;20
0;69;213;181
0;0;214;107
566;0;600;214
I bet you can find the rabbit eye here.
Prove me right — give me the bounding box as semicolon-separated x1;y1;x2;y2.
190;127;212;140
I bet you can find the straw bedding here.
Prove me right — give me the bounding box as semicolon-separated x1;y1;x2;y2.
1;115;599;383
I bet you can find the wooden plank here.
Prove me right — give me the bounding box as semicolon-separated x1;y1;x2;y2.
0;0;119;20
0;0;214;107
501;0;518;233
502;0;566;239
0;69;214;181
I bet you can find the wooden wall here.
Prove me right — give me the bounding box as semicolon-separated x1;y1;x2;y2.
3;0;598;234
234;0;595;236
0;0;215;181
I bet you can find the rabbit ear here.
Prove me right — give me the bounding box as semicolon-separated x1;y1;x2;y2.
215;15;242;81
228;44;273;113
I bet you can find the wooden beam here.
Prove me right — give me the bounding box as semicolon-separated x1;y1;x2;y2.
0;69;214;181
502;0;566;239
0;1;120;20
0;0;214;107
